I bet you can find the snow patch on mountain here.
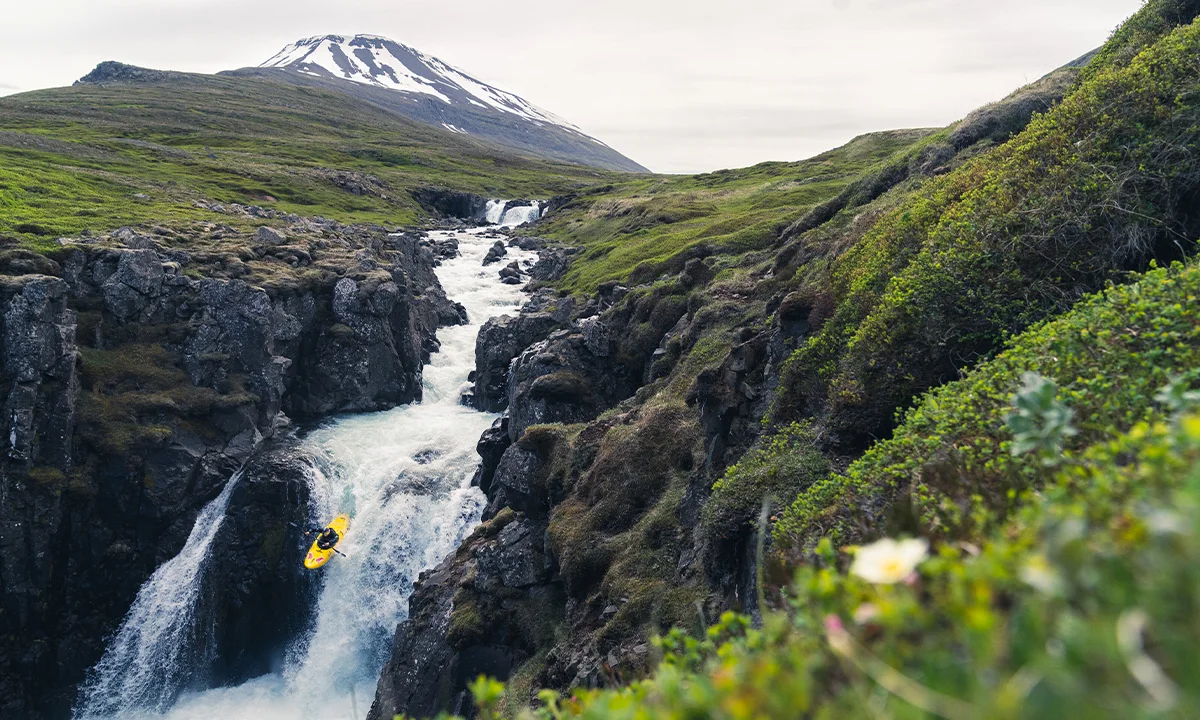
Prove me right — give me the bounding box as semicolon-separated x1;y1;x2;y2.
261;34;582;134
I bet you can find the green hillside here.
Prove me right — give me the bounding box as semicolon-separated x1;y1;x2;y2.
0;69;614;250
446;2;1200;717
535;128;938;293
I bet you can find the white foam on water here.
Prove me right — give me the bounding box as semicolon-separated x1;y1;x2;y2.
75;471;245;718
485;199;506;225
485;200;541;227
500;201;541;227
75;229;538;719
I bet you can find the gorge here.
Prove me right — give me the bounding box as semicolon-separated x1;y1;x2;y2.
69;216;544;719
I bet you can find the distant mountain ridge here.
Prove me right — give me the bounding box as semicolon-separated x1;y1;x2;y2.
229;33;648;173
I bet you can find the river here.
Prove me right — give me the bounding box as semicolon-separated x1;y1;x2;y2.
76;219;538;720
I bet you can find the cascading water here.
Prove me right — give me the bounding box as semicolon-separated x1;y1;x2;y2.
75;227;538;720
76;470;246;718
484;199;506;225
485;199;542;227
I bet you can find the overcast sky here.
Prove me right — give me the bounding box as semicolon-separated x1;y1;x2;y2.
1;0;1145;173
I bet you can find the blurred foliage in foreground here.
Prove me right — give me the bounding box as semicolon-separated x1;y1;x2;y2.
443;394;1200;720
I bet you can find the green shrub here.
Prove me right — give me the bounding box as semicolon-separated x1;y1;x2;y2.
776;16;1200;445
777;259;1200;549
464;411;1200;720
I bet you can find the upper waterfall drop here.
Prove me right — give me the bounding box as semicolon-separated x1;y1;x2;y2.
485;199;542;227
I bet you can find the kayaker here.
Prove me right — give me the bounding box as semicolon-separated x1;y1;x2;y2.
315;527;340;550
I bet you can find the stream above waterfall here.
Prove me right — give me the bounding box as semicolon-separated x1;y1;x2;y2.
75;221;539;720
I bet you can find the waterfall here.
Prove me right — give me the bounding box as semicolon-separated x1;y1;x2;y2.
75;229;538;719
485;199;542;227
500;201;541;227
484;199;506;225
75;470;246;718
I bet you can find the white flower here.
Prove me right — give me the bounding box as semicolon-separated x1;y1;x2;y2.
850;538;929;584
1020;553;1062;594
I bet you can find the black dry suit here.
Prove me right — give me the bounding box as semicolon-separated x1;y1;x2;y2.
316;527;340;550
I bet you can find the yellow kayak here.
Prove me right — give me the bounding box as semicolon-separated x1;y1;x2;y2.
304;514;349;570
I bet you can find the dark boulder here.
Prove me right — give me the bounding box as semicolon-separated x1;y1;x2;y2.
205;438;320;685
507;236;544;251
426;236;460;262
498;261;524;285
527;248;575;282
472;417;512;496
485;443;546;519
482;242;507;266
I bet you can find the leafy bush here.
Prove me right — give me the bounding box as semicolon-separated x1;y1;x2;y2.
777;259;1200;549
1004;373;1077;465
456;408;1200;720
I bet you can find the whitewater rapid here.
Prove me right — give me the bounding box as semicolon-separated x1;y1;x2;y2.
76;222;538;720
486;199;541;227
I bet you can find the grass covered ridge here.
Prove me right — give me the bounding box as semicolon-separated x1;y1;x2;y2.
536;129;940;293
0;70;614;249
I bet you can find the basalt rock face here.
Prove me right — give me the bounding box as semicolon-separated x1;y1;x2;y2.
205;438;319;686
472;313;561;413
367;510;560;720
1;276;79;474
411;187;490;221
0;222;454;719
504;317;640;445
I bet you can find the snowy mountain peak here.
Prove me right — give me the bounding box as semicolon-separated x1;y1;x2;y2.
260;34;579;133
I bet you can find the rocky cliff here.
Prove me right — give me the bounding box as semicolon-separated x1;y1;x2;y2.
370;240;783;717
0;213;459;718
